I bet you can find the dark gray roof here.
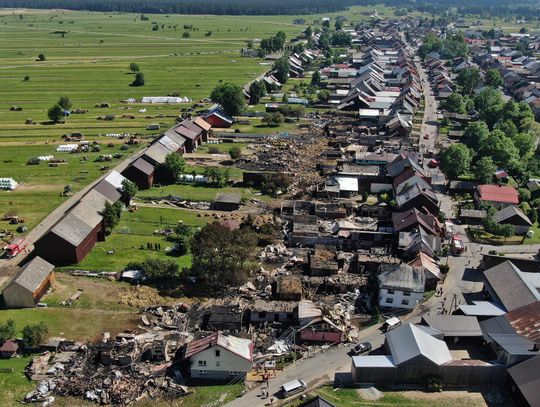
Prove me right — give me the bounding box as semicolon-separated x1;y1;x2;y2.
215;193;241;204
94;179;122;202
132;158;154;175
494;206;532;226
484;261;540;312
386;323;452;366
421;315;482;337
378;264;425;292
479;315;516;343
299;396;335;407
386;155;424;177
508;356;540;407
51;212;94;246
143;142;174;164
460;209;487;219
490;334;538;356
6;256;54;293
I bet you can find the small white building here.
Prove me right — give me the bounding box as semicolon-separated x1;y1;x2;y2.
378;264;425;310
182;332;253;380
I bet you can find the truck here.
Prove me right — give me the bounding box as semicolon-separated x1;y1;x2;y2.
4;237;27;258
450;234;465;255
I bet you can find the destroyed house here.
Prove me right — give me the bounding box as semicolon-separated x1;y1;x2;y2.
180;332;253;380
203;306;245;332
274;276;302;301
289;215;319;246
309;247;339;276
248;300;296;324
298;316;343;343
2;256;55;308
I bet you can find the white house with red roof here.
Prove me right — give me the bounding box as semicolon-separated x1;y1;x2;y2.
475;184;519;209
182;332;253;380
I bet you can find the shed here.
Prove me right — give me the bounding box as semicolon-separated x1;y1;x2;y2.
2;256;55;308
507;355;540;407
494;206;532;235
121;158;155;190
212;193;241;211
420;315;482;339
0;340;19;358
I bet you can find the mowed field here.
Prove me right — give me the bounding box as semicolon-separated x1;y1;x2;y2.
0;9;305;238
0;9;306;143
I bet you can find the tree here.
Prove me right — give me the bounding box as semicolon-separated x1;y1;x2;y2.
331;31;352;46
479;129;519;169
24;75;30;81
262;112;284;127
322;19;330;28
311;70;321;85
0;319;16;343
131;71;145;86
513;132;536;157
248;80;266;105
47;104;63;123
473;156;496;184
57;96;72;112
500;100;534;131
440;144;472;179
129;62;140;73
160;152;185;183
273;56;290;84
125;258;180;285
456;67;481;96
474;87;504;128
210;83;245;116
484;69;503;88
182;31;190;38
334;19;343;30
229;146;242;160
317;89;330;103
37;53;46;61
172;223;194;255
261;173;291;195
484;215;515;238
203;167;228;187
443;93;465;113
304;26;312;37
190;222;257;285
22;322;48;347
121;179;138;204
101;201;122;235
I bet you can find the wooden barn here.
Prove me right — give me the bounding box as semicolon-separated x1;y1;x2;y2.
2;256;55;308
121;158;155;189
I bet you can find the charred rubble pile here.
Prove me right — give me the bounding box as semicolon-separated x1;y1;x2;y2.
24;331;189;406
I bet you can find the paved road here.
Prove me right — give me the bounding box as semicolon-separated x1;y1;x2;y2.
0;147;146;268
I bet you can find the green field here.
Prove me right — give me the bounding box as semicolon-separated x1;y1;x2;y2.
0;143;140;236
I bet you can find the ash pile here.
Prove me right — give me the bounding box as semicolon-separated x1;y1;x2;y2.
24;332;189;406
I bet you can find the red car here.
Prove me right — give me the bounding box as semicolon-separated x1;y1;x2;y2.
428;159;439;168
423;134;430;139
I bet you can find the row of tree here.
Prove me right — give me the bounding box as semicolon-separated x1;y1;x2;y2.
0;319;48;348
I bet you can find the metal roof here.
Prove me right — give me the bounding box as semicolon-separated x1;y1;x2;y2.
386;323;453;366
490;334;538;356
421;315;482;337
508;356;540;407
51;212;94;246
352;355;396;368
459;301;506;317
378;264;425;292
132;158;155;175
5;256;54;293
143;142;173;164
484;261;540;312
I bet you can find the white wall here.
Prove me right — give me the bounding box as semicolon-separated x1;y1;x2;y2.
190;345;252;379
379;287;423;310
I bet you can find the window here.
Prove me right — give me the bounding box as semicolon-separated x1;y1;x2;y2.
229;371;238;375
403;291;411;297
258;312;266;318
402;299;409;305
198;360;206;366
215;350;220;357
385;297;394;304
216;361;220;366
199;370;207;374
387;289;395;295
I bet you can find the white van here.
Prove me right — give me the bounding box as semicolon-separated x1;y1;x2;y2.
382;317;402;332
280;379;307;397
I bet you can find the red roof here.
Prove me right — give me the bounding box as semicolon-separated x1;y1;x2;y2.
477;184;519;204
0;340;18;353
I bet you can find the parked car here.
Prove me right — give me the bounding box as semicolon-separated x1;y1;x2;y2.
280;379;307;398
381;317;402;332
423;134;430;139
351;342;372;356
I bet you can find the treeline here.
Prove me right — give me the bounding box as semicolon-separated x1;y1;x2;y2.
0;0;370;15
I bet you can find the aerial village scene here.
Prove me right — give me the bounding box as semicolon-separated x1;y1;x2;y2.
0;0;540;406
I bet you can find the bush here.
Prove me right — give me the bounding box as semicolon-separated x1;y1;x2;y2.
22;322;48;347
229;146;242;160
208;146;221;154
23;75;30;81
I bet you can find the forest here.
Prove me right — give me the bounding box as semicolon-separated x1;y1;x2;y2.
0;0;538;16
